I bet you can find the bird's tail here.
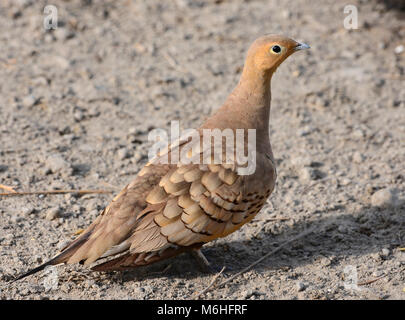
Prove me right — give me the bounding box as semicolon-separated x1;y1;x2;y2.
12;231;92;282
13;257;60;282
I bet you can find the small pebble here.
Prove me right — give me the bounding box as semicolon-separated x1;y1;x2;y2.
371;188;397;208
281;9;292;19
22;205;35;216
291;155;312;168
351;129;365;140
85;199;99;211
394;45;404;55
57;240;70;251
381;248;390;257
296;281;306;292
32;76;48;86
73;109;85;122
54;27;74;41
117;148;130;160
51;56;70;70
372;270;383;277
242;289;254;299
340;178;351;186
338;225;348;233
46;155;69;173
46;207;61;221
299;167;313;182
22;95;37;108
352;151;364;164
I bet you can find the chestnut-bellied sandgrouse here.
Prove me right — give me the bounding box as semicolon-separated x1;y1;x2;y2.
16;35;310;280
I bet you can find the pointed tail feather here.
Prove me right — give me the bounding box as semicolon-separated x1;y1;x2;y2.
12;231;93;282
12;257;59;282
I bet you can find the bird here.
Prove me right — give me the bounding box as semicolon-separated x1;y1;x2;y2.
15;35;310;280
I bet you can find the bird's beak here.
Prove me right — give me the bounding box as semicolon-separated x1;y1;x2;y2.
294;42;310;51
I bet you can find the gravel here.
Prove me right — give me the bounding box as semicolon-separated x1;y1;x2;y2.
0;0;404;300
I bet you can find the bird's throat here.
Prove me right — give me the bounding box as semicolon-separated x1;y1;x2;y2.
229;65;273;133
201;68;273;156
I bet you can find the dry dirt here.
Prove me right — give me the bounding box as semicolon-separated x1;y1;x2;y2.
0;0;404;300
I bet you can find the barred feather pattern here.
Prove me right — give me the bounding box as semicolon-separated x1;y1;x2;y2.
60;131;276;270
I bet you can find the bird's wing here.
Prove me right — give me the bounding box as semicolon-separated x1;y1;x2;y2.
65;163;172;265
123;133;272;257
60;131;271;267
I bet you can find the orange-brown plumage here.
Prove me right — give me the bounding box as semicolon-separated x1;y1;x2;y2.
16;35;309;280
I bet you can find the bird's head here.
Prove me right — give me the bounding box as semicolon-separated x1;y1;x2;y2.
244;34;310;76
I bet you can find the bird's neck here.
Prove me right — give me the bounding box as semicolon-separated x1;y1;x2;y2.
234;65;273;132
202;65;273;153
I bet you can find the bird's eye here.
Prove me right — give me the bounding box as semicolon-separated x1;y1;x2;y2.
271;45;282;54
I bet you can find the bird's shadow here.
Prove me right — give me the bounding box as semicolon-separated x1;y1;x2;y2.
102;203;404;283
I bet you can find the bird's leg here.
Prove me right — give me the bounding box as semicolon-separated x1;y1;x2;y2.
191;249;227;276
191;249;211;271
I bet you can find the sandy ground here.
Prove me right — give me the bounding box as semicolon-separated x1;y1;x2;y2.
0;0;404;300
